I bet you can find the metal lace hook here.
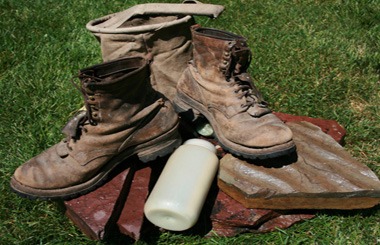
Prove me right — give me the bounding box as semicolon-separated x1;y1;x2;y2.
70;72;100;126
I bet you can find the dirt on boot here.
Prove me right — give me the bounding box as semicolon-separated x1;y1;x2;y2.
174;26;295;160
10;57;181;200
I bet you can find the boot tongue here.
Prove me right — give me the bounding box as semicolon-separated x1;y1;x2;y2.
232;44;250;73
57;110;90;158
230;43;271;117
61;110;87;140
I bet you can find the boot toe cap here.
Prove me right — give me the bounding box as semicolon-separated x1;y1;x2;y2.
223;113;294;149
243;123;293;148
12;144;76;190
12;156;57;190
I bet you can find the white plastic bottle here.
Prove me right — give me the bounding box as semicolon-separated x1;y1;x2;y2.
144;139;219;231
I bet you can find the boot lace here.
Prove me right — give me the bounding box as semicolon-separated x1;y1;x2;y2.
62;72;100;146
72;72;101;126
225;41;268;111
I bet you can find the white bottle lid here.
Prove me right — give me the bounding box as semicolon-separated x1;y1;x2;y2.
183;139;216;154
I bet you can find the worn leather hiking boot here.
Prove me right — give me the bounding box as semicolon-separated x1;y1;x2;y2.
86;2;224;101
174;26;295;159
10;57;181;200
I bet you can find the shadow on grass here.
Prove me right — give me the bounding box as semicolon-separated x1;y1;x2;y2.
316;204;380;218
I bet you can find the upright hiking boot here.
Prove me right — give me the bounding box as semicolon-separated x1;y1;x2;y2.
174;26;295;159
10;57;181;200
86;1;224;101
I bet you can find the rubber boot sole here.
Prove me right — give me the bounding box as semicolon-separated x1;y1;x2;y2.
174;92;295;160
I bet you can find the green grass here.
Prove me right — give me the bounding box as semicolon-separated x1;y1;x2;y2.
1;0;379;244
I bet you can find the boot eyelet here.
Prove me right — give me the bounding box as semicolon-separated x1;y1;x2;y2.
219;67;227;73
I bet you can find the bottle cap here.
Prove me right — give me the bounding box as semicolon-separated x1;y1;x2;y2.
183;139;216;154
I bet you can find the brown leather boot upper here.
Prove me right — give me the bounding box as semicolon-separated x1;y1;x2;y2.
86;3;224;101
175;26;295;159
90;15;194;101
11;57;181;199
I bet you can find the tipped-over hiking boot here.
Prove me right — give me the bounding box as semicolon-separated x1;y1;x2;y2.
86;1;224;101
174;26;295;159
10;57;181;200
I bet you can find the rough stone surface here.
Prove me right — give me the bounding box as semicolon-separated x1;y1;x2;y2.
218;121;380;210
257;213;316;233
210;213;315;236
117;160;165;240
274;112;346;144
64;163;134;240
207;190;314;237
114;168;314;239
64;113;377;241
210;190;277;226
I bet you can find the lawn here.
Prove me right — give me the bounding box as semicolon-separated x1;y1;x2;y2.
0;0;379;244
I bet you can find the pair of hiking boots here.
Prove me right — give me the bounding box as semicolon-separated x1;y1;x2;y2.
10;2;295;200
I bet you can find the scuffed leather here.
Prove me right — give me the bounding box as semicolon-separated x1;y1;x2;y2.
61;110;87;140
91;15;194;102
176;26;294;153
12;57;180;191
87;3;224;101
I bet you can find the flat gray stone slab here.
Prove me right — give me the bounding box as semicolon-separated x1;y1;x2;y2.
218;121;380;210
